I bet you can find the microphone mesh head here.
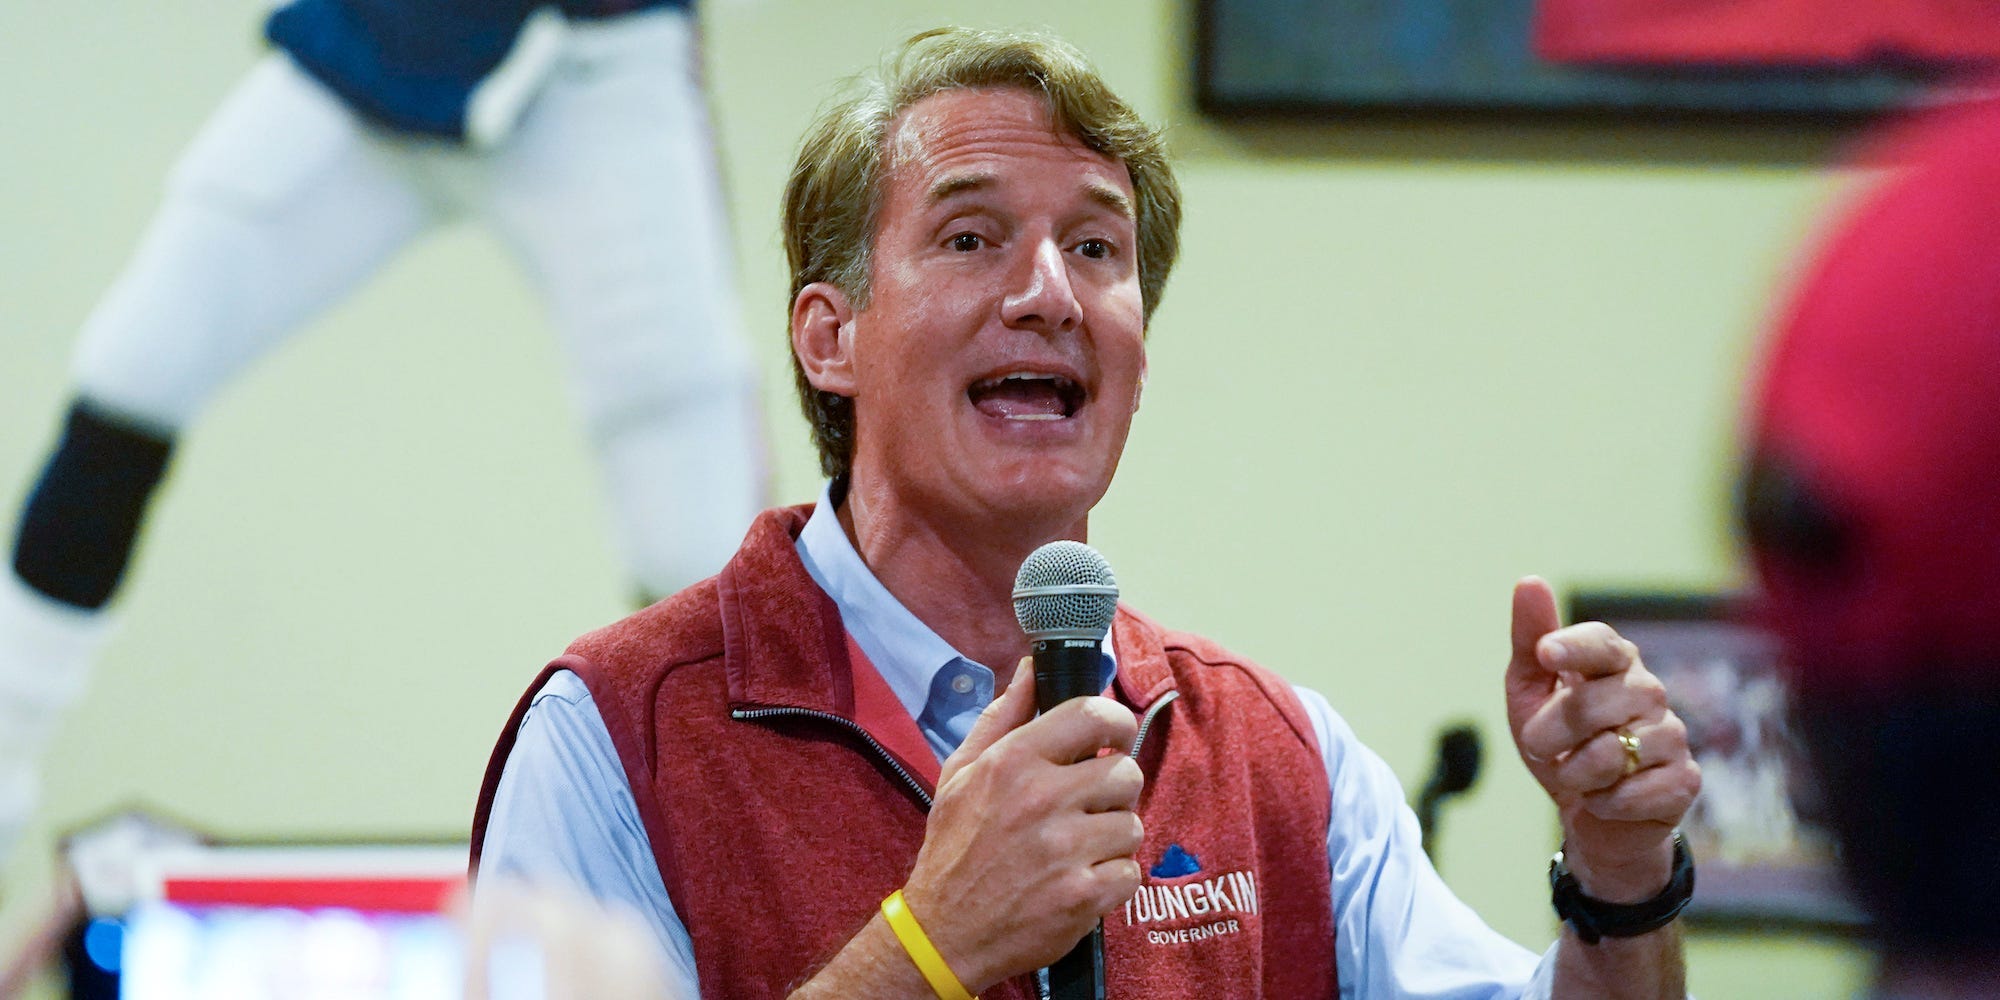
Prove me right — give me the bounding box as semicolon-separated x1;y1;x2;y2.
1013;541;1119;639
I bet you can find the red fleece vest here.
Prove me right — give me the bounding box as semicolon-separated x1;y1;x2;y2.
473;506;1337;998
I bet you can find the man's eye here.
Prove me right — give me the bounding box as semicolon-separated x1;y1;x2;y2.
949;233;984;252
1077;239;1111;259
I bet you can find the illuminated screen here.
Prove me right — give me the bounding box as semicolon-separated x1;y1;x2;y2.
121;903;462;1000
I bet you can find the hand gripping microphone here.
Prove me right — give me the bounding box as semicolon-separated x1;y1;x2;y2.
1013;541;1119;1000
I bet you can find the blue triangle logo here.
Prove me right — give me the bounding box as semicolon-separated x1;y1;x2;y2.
1150;843;1201;879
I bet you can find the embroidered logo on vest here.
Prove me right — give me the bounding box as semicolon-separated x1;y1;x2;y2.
1122;844;1259;946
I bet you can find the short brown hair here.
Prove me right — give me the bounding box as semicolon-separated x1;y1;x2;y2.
782;26;1183;480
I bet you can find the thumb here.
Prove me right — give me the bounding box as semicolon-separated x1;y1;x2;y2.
938;657;1036;787
1505;577;1564;735
1509;576;1562;674
1504;577;1565;768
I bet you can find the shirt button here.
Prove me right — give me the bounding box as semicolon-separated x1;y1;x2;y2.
950;673;974;695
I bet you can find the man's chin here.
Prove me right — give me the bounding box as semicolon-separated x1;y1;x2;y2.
853;434;1119;532
972;465;1112;528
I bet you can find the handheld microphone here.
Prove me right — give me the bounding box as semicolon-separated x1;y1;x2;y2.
1013;541;1119;710
1415;723;1483;863
1012;541;1119;1000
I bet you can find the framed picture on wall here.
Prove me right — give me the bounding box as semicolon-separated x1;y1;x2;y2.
1196;0;1992;120
1566;591;1864;930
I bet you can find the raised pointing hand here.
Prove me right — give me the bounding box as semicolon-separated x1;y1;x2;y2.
1504;577;1700;900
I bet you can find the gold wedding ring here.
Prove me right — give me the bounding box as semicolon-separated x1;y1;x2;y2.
1616;729;1643;777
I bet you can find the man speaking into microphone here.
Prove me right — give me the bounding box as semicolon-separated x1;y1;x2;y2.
471;26;1699;999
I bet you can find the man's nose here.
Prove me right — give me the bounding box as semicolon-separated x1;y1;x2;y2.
1001;238;1082;334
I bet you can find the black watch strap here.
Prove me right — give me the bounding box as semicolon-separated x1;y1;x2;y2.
1548;830;1695;945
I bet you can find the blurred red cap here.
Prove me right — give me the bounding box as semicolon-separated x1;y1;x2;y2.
1746;88;2000;694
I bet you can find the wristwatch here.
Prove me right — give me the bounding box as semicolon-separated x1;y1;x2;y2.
1548;830;1695;945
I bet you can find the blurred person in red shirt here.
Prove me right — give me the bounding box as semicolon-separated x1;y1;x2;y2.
1739;89;2000;996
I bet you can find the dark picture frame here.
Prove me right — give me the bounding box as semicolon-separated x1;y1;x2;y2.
1195;0;1957;121
1566;591;1864;931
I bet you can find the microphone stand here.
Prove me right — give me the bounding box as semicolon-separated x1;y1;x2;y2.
1415;723;1482;864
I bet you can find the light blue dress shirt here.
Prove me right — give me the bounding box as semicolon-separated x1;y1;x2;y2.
480;486;1560;998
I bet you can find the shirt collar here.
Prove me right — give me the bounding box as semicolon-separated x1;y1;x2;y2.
793;481;1117;722
796;483;967;723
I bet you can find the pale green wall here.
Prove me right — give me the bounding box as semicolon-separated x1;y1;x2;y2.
0;1;1870;995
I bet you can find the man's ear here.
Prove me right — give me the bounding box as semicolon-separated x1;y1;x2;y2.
791;281;859;397
1132;354;1148;414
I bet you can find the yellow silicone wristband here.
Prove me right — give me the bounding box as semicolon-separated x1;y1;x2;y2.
880;889;977;1000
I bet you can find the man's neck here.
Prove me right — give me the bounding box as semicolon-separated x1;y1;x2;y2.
834;479;1087;692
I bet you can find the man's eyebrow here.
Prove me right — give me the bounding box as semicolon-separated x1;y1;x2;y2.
1084;182;1135;219
924;174;1136;219
927;173;995;204
928;174;1136;223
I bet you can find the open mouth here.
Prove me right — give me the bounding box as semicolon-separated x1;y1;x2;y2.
967;372;1086;421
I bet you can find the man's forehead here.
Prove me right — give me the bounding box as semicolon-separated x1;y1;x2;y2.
884;87;1132;207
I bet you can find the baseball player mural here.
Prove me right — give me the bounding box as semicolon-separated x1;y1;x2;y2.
0;0;766;863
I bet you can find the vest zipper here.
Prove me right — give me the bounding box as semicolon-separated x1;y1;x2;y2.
732;689;1177;806
730;706;934;808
